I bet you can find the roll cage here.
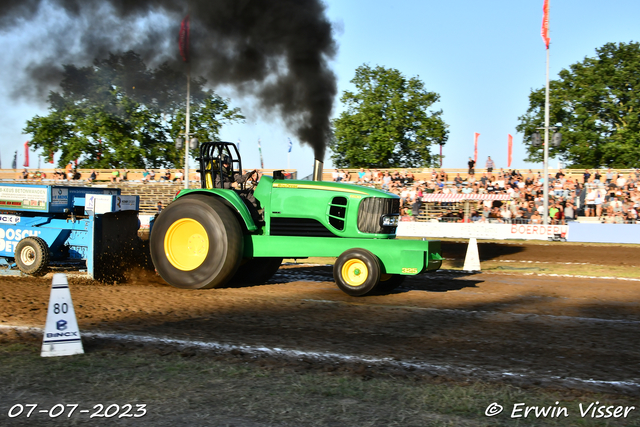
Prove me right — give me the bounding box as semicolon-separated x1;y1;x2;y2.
196;142;245;190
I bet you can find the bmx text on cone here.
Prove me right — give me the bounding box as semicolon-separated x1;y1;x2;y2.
463;238;481;272
41;273;84;357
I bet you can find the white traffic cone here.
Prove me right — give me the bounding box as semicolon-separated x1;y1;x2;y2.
462;238;481;271
41;273;84;357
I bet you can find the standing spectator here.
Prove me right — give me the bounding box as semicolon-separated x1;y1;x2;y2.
583;169;591;184
65;162;74;180
411;195;422;221
157;201;163;213
485;156;495;173
381;172;392;190
605;168;615;185
467;157;475;176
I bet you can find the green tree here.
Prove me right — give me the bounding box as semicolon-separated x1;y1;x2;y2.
330;64;448;168
517;41;640;169
24;51;244;169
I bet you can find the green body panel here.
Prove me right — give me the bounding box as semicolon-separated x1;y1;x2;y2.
244;235;442;275
255;175;398;238
175;188;258;231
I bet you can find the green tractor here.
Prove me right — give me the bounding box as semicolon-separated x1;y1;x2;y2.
150;142;442;296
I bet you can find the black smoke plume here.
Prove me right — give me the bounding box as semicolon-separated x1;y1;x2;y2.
0;0;337;160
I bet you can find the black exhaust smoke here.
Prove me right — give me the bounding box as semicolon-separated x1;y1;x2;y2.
1;0;337;161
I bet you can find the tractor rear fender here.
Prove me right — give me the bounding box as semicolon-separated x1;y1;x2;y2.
175;189;258;232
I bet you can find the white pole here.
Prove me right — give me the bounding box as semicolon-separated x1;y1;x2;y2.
184;62;190;190
543;23;550;226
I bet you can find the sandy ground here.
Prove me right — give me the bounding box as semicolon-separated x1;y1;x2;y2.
1;241;640;395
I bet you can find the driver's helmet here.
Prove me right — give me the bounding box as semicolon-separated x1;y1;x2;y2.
221;155;233;177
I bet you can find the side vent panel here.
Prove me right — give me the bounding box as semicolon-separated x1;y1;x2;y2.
270;217;337;238
328;196;347;231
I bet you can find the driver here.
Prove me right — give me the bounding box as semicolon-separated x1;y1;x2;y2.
215;156;263;223
215;156;256;189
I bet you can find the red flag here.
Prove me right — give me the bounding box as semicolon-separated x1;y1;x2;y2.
473;132;480;163
24;141;29;167
50;150;54;164
508;134;513;168
179;15;190;62
541;0;550;49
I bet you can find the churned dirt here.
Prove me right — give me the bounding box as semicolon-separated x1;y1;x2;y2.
1;241;640;396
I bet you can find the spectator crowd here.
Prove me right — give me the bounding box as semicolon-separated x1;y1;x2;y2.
332;167;640;224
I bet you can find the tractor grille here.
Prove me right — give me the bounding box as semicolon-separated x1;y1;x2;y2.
357;197;400;234
270;217;337;238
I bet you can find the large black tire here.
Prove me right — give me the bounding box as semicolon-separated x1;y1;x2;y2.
230;257;283;286
375;274;406;293
150;194;243;289
15;236;50;276
333;248;381;297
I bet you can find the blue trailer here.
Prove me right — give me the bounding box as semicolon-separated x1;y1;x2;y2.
0;184;140;280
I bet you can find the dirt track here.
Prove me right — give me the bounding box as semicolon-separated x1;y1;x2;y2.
1;241;640;395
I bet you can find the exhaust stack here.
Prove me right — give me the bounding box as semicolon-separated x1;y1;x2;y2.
313;159;324;181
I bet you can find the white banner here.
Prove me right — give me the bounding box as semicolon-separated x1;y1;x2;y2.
397;222;569;241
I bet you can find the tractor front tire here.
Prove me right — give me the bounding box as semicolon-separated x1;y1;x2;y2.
15;236;50;276
333;248;381;296
150;194;243;289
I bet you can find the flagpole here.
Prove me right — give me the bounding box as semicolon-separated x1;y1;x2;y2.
543;7;550;226
184;61;190;190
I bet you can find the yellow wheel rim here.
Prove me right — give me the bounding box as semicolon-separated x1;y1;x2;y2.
164;219;209;271
341;259;368;287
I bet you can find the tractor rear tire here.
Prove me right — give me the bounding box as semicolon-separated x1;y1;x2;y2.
230;257;283;285
15;236;50;276
333;248;381;296
150;194;243;289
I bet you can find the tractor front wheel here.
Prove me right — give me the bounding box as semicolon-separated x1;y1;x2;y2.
333;248;381;296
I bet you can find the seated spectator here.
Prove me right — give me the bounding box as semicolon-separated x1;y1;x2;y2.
110;169;120;183
21;168;29;179
142;169;150;183
531;211;542;224
357;168;366;182
88;169;97;182
160;170;171;181
173;169;184;183
121;169;128;181
149;170;156;181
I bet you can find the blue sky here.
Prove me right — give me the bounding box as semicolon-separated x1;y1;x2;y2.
2;0;640;178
